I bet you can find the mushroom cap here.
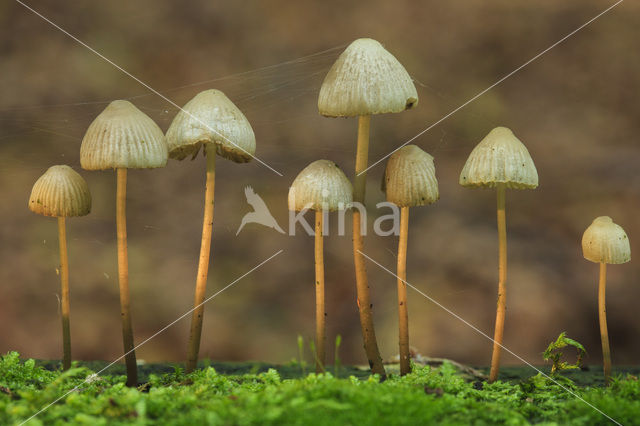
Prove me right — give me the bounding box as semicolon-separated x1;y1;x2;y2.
582;216;631;264
459;127;538;189
288;160;353;212
383;145;439;207
318;38;418;117
80;100;167;170
29;165;91;217
165;89;256;163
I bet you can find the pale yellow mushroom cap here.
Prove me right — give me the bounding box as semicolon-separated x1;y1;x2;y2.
166;89;256;163
318;38;418;117
459;127;538;189
582;216;631;264
288;160;353;212
383;145;439;207
80;100;167;170
29;165;91;217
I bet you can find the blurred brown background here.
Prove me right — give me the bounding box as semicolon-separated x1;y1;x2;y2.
1;0;638;369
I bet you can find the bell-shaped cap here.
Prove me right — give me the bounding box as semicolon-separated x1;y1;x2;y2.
318;38;418;117
29;165;91;217
383;145;439;207
166;89;256;163
459;127;538;189
288;160;352;212
582;216;631;264
80;100;167;170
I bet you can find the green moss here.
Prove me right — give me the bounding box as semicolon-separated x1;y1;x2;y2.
1;352;639;425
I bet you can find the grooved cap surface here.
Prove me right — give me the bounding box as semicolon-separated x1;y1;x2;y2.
318;38;418;117
166;89;256;163
582;216;631;264
383;145;439;207
459;127;538;189
80;100;168;170
29;165;91;217
288;160;352;211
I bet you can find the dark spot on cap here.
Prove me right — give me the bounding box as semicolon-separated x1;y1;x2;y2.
405;98;417;109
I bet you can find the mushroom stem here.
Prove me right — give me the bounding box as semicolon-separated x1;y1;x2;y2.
315;211;326;373
57;217;71;371
598;262;611;385
186;146;216;374
489;183;507;383
352;114;385;377
116;167;137;387
397;206;411;376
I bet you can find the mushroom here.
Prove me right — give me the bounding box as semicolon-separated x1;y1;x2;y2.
28;165;91;370
582;216;631;385
382;145;438;375
165;89;256;373
80;100;167;386
288;160;352;373
459;126;538;383
318;38;418;376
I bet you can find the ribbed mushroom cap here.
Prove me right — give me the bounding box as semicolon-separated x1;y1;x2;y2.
166;89;256;163
582;216;631;264
318;38;418;117
288;160;353;212
29;165;91;217
383;145;439;207
80;100;167;170
459;127;538;189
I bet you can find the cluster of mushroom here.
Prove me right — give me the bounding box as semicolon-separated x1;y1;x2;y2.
29;91;256;386
287;38;631;382
28;37;631;386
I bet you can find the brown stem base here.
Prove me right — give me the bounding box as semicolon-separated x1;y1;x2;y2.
352;115;385;378
186;148;216;374
489;184;507;383
397;207;410;376
117;168;137;387
598;263;611;386
315;211;325;373
58;217;71;371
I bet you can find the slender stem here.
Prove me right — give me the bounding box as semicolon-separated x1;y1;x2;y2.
57;217;71;371
116;168;137;387
397;207;411;376
352;115;385;377
186;146;216;373
489;184;507;383
598;262;612;385
315;211;326;374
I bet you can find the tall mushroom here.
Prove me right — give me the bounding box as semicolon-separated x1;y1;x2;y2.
80;100;167;387
288;160;353;373
165;89;256;373
459;126;538;383
318;38;418;376
582;216;630;385
382;145;438;375
29;165;91;370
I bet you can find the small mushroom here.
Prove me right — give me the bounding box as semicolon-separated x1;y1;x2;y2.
29;165;91;371
459;126;538;383
288;160;352;373
383;145;438;376
318;38;418;377
582;216;630;385
80;100;168;386
165;89;256;373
